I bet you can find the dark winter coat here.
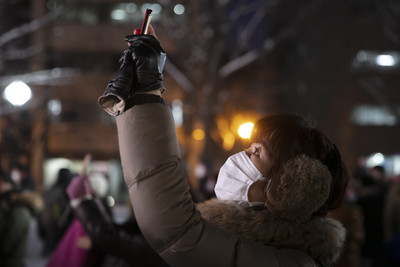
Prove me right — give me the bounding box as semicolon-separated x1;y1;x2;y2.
72;197;168;267
0;188;43;267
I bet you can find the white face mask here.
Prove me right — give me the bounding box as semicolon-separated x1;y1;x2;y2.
214;151;266;205
11;170;22;185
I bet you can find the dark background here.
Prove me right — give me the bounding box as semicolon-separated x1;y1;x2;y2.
0;0;399;189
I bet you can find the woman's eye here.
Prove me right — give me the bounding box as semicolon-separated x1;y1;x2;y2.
253;148;260;155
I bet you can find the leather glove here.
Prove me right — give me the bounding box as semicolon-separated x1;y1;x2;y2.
98;34;166;116
66;175;93;201
124;34;166;94
98;49;135;116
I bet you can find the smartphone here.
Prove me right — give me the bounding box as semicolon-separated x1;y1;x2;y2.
140;8;153;34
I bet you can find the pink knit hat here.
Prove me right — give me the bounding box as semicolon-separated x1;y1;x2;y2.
264;154;332;223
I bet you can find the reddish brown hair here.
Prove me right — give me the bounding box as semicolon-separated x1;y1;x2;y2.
250;114;349;214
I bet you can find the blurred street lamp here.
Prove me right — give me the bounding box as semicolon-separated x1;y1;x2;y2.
47;99;62;116
222;132;235;151
3;80;32;106
192;128;205;141
367;152;385;166
238;122;254;139
173;4;185;15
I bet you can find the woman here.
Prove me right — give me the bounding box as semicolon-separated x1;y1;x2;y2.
98;25;348;266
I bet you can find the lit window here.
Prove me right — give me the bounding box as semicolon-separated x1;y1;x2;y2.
375;54;396;66
353;50;400;70
351;105;397;126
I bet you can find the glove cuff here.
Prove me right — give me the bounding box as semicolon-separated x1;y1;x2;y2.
98;88;127;117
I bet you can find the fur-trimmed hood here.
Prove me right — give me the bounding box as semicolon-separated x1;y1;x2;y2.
197;198;346;265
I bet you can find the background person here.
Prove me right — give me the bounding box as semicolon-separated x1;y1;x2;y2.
56;155;168;267
38;168;74;256
0;169;43;267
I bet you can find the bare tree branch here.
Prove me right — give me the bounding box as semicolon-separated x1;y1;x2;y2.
0;68;80;87
219;50;258;77
218;0;324;77
0;6;64;48
2;44;44;61
165;61;195;92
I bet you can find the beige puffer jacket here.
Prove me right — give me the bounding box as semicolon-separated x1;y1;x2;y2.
116;103;334;267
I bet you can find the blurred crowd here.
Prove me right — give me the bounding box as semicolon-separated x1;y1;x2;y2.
2;156;400;267
1;158;166;267
328;159;400;267
0;163;44;267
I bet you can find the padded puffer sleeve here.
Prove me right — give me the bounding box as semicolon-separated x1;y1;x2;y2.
117;103;200;251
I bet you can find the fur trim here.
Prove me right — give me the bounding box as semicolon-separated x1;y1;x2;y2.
265;155;332;223
197;199;346;264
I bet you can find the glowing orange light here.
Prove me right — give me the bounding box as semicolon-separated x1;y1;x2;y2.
238;122;254;139
192;129;205;141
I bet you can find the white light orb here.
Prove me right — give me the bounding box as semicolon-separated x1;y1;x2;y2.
238;122;254;139
4;80;32;106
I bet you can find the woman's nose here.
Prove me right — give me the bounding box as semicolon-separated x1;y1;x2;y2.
245;147;252;156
